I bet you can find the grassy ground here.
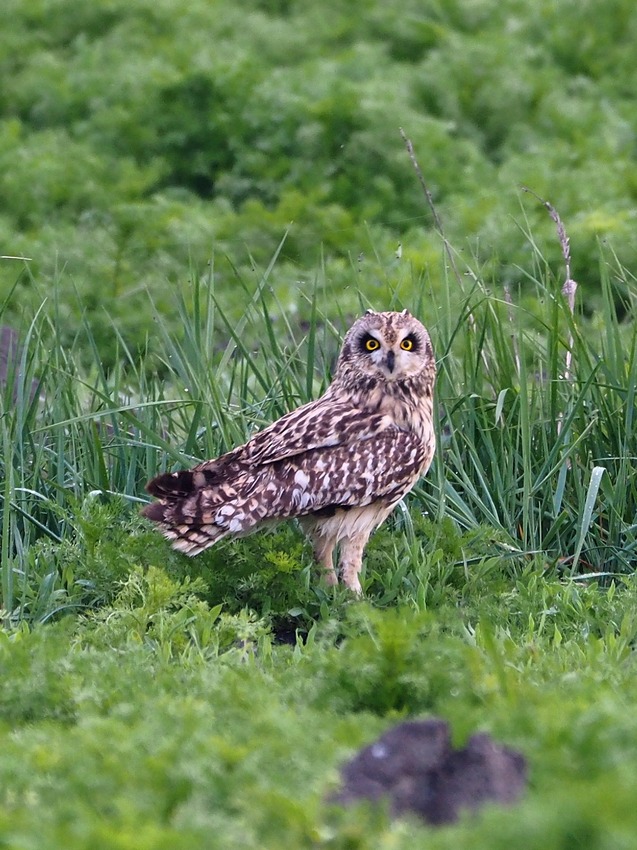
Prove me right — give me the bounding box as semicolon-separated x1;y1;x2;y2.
3;558;637;848
2;233;637;847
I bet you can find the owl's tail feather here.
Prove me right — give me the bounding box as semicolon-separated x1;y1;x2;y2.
140;499;171;523
163;522;228;556
145;469;202;501
142;470;229;556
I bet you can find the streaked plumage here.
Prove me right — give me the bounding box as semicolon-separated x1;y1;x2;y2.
142;309;436;593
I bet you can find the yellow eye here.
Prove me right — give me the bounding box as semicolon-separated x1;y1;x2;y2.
400;338;414;351
365;337;380;352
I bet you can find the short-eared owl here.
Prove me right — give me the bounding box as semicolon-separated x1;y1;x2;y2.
142;309;436;594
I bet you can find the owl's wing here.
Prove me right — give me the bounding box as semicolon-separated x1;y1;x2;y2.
146;397;387;506
243;397;389;467
270;428;434;517
143;421;434;555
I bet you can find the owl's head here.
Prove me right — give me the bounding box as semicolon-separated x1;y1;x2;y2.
335;309;435;385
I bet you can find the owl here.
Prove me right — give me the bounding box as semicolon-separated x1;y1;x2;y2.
142;309;436;594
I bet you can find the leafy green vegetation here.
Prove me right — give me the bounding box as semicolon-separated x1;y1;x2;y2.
2;566;637;848
3;0;637;363
3;0;637;846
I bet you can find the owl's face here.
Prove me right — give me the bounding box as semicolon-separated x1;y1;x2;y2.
336;309;434;383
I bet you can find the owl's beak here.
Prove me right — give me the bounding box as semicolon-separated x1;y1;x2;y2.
384;350;396;374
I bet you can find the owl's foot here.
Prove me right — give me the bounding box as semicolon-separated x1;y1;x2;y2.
322;566;338;587
341;564;363;595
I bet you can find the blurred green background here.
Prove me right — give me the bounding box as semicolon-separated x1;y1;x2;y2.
2;0;637;364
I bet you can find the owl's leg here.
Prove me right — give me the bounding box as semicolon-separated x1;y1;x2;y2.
338;533;369;595
314;537;338;587
300;519;338;587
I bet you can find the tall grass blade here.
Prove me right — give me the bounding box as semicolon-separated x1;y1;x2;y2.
570;466;606;575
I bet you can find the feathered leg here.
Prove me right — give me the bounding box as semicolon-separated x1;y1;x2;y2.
314;538;338;587
338;533;369;595
299;518;338;587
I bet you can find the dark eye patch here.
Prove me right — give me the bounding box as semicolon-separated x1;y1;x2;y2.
360;334;381;352
400;334;419;352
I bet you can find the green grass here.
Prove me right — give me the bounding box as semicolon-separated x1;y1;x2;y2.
3;232;637;621
2;235;637;846
2;570;637;848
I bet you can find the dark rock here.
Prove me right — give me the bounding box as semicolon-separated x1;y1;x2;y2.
332;718;526;826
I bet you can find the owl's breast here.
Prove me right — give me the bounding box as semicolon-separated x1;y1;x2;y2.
363;386;434;443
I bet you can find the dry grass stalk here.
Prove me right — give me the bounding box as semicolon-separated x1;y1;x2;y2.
399;127;463;289
503;282;521;376
522;187;578;453
400;128;489;371
522;187;578;380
